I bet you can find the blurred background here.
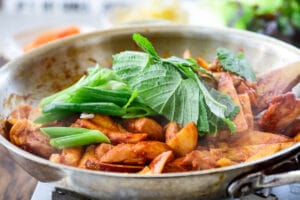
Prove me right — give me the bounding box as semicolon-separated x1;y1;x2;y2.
0;0;299;62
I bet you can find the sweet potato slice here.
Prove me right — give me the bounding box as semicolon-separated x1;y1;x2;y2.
49;154;61;163
211;145;264;162
78;145;98;169
211;142;294;163
294;132;300;142
245;144;281;162
59;147;83;166
166;122;198;156
139;166;152;174
124;117;163;141
90;114;126;132
216;157;237;167
149;151;174;174
75;119;148;144
227;130;291;147
100;141;171;165
218;73;248;132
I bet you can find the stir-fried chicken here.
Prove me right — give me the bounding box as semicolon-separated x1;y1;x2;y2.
255;64;300;113
258;92;300;132
6;53;300;174
10;119;56;158
124;117;164;141
100;141;171;165
75;118;148;144
218;73;248;132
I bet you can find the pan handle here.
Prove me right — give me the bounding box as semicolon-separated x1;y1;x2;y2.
227;153;300;198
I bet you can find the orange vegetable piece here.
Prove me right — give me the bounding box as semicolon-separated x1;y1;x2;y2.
166;122;198;156
24;26;80;51
196;56;210;70
216;157;237;167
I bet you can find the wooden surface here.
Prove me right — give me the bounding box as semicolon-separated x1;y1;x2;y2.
0;60;37;199
0;145;37;200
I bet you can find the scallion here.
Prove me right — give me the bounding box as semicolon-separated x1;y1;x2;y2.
49;130;110;149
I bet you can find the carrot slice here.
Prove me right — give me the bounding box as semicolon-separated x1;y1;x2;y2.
24;26;80;51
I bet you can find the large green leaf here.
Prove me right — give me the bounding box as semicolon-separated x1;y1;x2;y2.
113;51;150;85
114;57;200;125
217;48;257;82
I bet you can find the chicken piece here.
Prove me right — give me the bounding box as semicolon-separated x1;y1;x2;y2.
237;82;257;107
139;166;152;175
75;119;148;144
166;122;198;156
149;151;174;174
28;106;42;122
238;93;254;129
230;74;257;104
163;157;188;173
182;150;219;170
258;92;300;132
9;119;56;158
218;73;248;132
90;114;126;132
282;119;300;137
8;104;33;125
255;62;300;113
100;141;171;165
216;157;237;167
124;117;163;141
95;143;114;160
206;130;231;146
49;147;83;167
164;122;181;143
214;142;229;149
227;130;291;147
98;162;143;173
78;144;143;172
78;145;99;170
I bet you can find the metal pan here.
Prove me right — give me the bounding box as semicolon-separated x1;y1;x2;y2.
0;25;300;200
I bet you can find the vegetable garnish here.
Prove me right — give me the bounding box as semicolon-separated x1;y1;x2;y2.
216;48;257;82
41;127;110;149
114;33;240;134
35;33;257;136
41;127;90;138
